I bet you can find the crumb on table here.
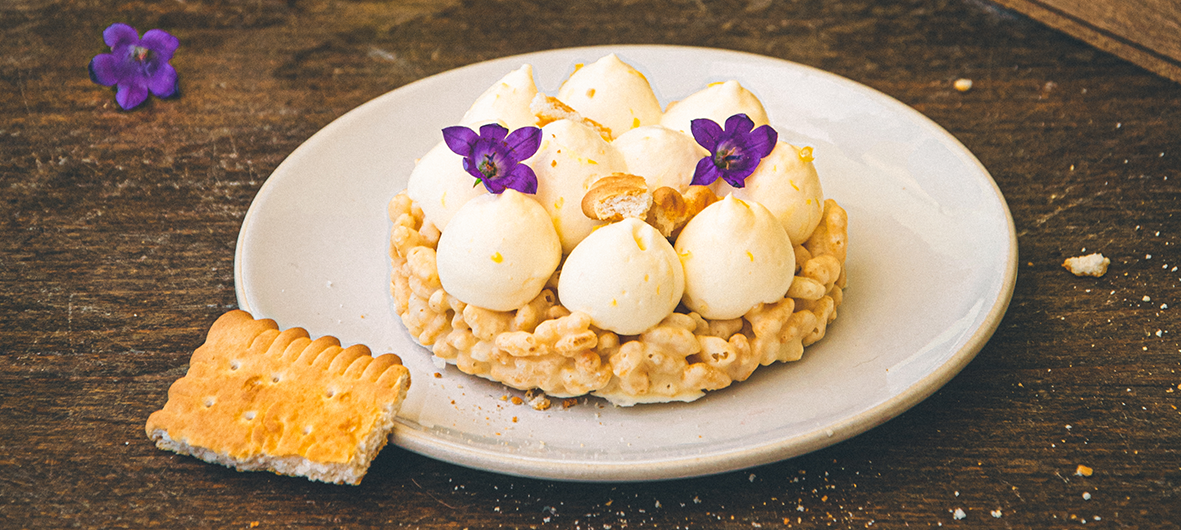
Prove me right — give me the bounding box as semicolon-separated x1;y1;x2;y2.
1063;253;1110;277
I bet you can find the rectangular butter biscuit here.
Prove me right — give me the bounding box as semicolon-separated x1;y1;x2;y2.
146;310;411;485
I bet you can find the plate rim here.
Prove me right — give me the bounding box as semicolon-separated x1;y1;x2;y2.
235;44;1018;482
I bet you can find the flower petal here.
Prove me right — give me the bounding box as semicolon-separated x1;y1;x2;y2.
88;54;121;86
690;118;722;151
504;126;541;161
478;123;509;143
140;29;179;61
482;181;503;194
442;126;479;157
747;125;778;159
499;163;538;194
723;113;754;136
115;80;149;110
147;62;178;97
460;158;485;184
691;156;721;186
721;169;752;189
103;23;139;49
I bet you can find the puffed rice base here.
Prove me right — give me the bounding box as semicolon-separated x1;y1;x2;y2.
388;191;847;406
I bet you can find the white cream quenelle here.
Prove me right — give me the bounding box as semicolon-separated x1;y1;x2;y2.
460;64;540;130
556;54;662;139
675;195;795;320
526;119;628;253
405;140;488;231
660;80;770;137
558;218;685;335
612;125;706;193
716;141;824;245
435;189;561;312
408;66;540;231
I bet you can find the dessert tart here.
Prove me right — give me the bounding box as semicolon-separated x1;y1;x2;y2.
389;54;847;406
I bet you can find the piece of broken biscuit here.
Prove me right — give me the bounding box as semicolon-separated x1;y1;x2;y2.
145;310;411;485
1062;252;1110;277
530;93;613;141
581;173;652;222
646;185;719;238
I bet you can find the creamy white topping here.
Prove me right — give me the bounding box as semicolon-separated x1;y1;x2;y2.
557;54;662;138
435;189;560;311
716;141;824;245
674;195;794;319
558;218;684;335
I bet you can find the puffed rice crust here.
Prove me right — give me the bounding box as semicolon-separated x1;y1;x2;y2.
388;191;847;406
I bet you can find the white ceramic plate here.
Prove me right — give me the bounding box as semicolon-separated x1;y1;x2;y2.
235;45;1017;482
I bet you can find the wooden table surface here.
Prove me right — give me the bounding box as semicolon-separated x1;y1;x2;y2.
3;0;1179;528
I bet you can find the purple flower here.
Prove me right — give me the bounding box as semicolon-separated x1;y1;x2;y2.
442;123;542;194
690;113;778;188
89;23;179;110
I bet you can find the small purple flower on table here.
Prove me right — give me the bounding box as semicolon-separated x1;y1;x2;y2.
690;113;777;188
442;123;542;194
89;23;179;110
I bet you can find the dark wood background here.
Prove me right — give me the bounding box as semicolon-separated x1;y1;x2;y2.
3;0;1179;527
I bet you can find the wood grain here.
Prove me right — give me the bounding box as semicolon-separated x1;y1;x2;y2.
994;0;1181;83
3;0;1181;528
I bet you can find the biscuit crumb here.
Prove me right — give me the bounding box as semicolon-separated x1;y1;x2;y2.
954;78;973;92
526;389;552;410
1063;253;1110;277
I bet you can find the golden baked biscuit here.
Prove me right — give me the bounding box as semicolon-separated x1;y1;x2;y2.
145;310;411;485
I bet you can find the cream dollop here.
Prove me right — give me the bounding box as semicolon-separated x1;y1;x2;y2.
460;64;540;130
558;218;684;335
556;54;662;138
526;119;628;253
612;125;706;193
405;140;487;231
436;189;561;311
674;195;794;320
660;80;770;136
716;142;824;245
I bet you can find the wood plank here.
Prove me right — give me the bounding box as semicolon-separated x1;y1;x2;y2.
993;0;1181;83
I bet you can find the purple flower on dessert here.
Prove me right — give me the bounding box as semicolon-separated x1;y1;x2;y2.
442;123;542;194
690;113;777;188
88;23;179;110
